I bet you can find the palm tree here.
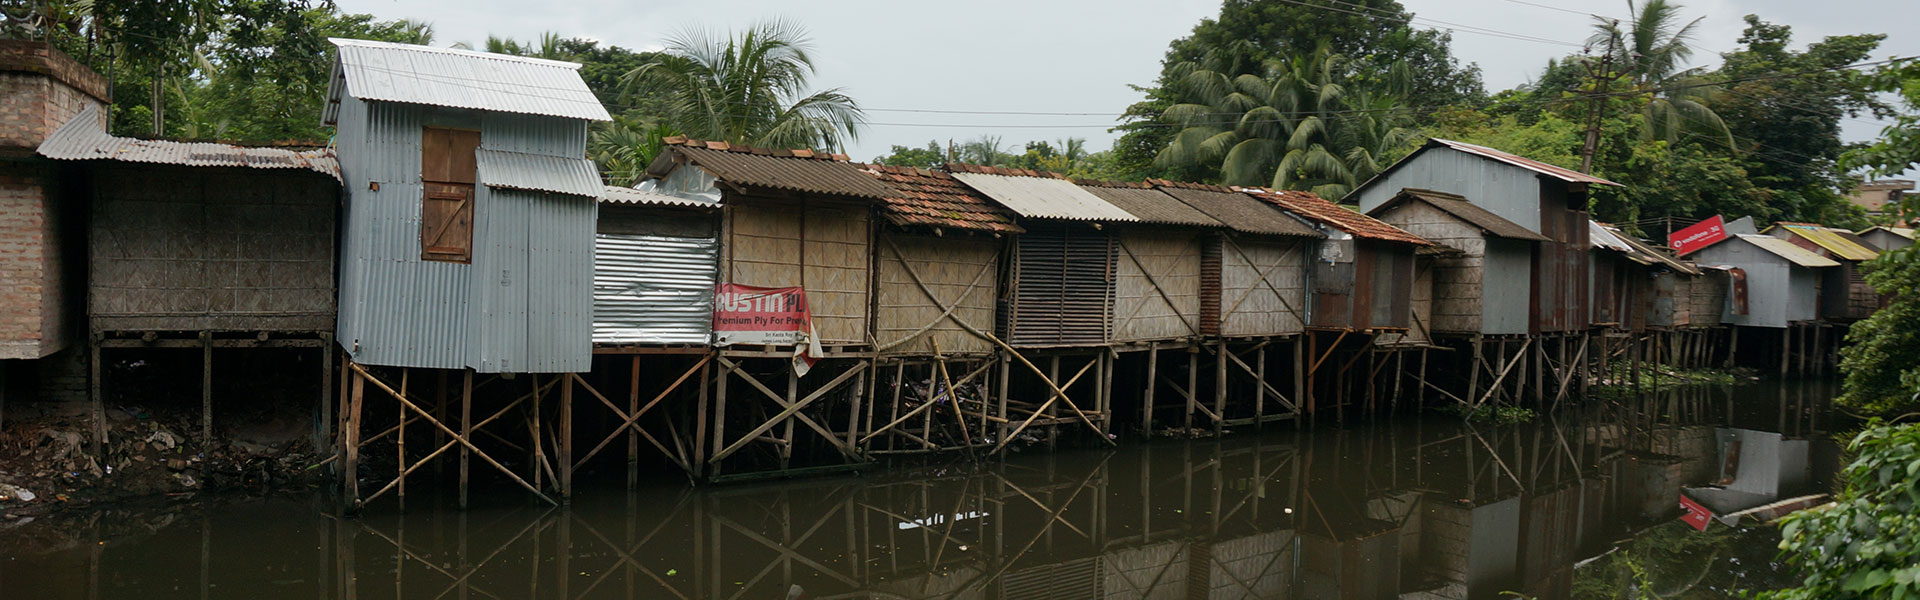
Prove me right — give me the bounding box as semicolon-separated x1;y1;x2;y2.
393;19;435;46
1156;47;1414;198
1589;0;1732;147
622;19;862;151
590;119;678;186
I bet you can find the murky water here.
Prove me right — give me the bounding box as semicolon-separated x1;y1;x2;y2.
0;382;1840;599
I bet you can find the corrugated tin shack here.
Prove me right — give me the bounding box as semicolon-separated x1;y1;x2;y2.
1074;179;1220;344
1366;188;1548;336
1588;221;1648;331
1244;187;1429;333
326;38;609;373
592;185;719;345
1857;226;1914;253
1765;222;1881;321
1686;234;1837;329
1594;224;1703;330
1151;181;1322;338
1352;139;1614;334
860;164;1022;356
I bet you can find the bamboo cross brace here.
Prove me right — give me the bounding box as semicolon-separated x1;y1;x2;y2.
946;456;1108;598
1551;339;1591;405
349;521;517;600
359;375;546;504
1466;425;1524;488
1219;344;1298;413
565;511;695;600
1309;330;1349;374
346;363;554;505
881;238;1112;444
858;360;994;444
709;358;866;464
1472;339;1532;410
1115;238;1201;336
572;355;711;472
990;471;1091;538
874;238;1000;352
990;358;1097;453
929;338;974;448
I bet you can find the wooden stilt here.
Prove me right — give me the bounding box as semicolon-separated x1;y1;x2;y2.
1306;333;1318;417
1779;327;1790;380
397;369;408;511
344;365;365;509
201;330;213;448
887;361;904;452
1392;349;1404;414
996;354;1010;444
1142;348;1158;435
89;338;104;463
628;356;641;488
848;360;867;453
459;369;471;510
1292;336;1305;428
1048;356;1061;449
1255;344;1268;428
712;359;730;478
1185;346;1198;429
1468;336;1483;409
1531;337;1545;405
694;357;711;477
318;333;334;461
783;366;798;468
1213;341;1227;436
1416;348;1428;407
530;375;545;491
560;370;573;501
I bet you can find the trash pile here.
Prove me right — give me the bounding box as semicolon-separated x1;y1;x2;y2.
0;408;325;511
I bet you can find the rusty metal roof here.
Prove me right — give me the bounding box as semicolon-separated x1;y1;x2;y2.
651;139;894;200
476;148;601;197
1602;223;1702;276
858;164;1024;233
599;185;718;209
1770;222;1879;262
1240;186;1428;245
1074;179;1221;227
947;166;1139;222
323;38;610;124
1151;180;1320;238
37;106;340;180
1741;234;1842;268
1589;221;1638;254
1376;188;1550;242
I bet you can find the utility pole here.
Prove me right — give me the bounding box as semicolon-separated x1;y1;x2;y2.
1578;25;1620;174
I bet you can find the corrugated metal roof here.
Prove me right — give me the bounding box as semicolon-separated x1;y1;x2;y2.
1741;234;1842;268
1240;186;1428;245
949;171;1140;222
858;164;1023;233
1858;225;1915;240
1773;223;1879;261
1074;179;1220;227
324;38;610;124
1376;188;1551;242
1605;224;1702;276
1427;138;1621;186
475;148;601;197
653;140;894;200
599;185;718;209
1589;220;1637;254
38;106;340;180
1152;180;1320;238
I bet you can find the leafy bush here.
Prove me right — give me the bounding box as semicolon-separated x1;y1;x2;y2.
1762;422;1920;599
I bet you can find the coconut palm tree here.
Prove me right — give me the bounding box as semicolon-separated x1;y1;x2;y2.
622;19;862;151
1589;0;1732;147
1156;47;1414;198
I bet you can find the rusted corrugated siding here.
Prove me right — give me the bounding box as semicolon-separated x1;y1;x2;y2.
1531;185;1591;333
1005;223;1114;347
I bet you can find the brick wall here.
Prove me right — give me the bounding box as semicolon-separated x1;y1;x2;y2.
0;162;61;359
0;40;107;149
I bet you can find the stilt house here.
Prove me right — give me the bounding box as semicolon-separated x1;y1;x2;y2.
592;185;720;345
1593;223;1702;330
944;164;1141;348
1242;187;1431;334
1857;226;1914;252
1366;188;1550;336
1148;181;1322;338
1685;235;1837;328
860;164;1022;356
325;38;610;373
1764;222;1881;321
1073;179;1222;344
1352;139;1618;334
1588;222;1647;331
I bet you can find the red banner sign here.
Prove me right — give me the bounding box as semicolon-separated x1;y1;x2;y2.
1679;494;1713;531
1670;215;1728;256
713;284;811;346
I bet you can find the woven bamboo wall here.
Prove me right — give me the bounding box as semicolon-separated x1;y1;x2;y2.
88;164;336;332
1376;202;1486;334
874;231;999;355
724;197;871;345
1113;230;1203;342
1218;237;1305;337
1690;270;1726;326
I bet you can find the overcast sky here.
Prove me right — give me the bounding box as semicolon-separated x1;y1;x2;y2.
337;0;1918;169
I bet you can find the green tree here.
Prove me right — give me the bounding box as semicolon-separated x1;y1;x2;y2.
1588;0;1732;148
623;19;862;151
870;141;946;168
1762;422;1920;599
1837;58;1920;416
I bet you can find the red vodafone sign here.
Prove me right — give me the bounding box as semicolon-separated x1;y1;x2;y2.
1679;494;1713;531
1670;215;1728;256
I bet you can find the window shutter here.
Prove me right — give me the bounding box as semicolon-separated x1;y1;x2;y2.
421;127;480;263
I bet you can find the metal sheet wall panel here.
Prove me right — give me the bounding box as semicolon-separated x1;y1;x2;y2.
1691;238;1795;328
593;234;717;344
1219;237;1306;337
523;192;595;371
1113;230;1203;343
469;183;531;372
1481;238;1533;335
1007;224;1115;347
1353;148;1548;231
874;232;999;355
481;112;589;157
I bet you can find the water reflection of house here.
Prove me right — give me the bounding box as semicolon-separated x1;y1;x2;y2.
1684;428;1814;520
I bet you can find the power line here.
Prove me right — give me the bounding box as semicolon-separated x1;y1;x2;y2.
1491;0;1604;18
1271;0;1584;48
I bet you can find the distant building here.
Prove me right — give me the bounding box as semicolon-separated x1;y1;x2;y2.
1848;179;1912;217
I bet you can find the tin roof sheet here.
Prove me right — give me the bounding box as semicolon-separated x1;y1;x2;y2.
1427;138;1621;186
1377;188;1550;242
1606;224;1702;276
324;38;610;123
1240;186;1428;245
1772;223;1879;261
858;164;1023;233
599;185;718;209
653;139;894;200
1740;234;1842;268
1074;179;1221;227
1588;220;1637;254
1152;180;1320;238
948;169;1139;222
37;106;340;180
475;148;601;197
1858;225;1915;240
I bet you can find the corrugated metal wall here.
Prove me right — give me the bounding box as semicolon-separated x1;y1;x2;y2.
1647;271;1679;328
1311;237;1356;329
874;231;999;355
334;95;594;371
1482;238;1534;335
1113;229;1203;342
1692;240;1794;328
593;207;717;345
1787;266;1821;324
1005;223;1114;347
1530;184;1591;333
88;164;336;333
1352;149;1546;231
723;197;872;345
1218;237;1305;337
